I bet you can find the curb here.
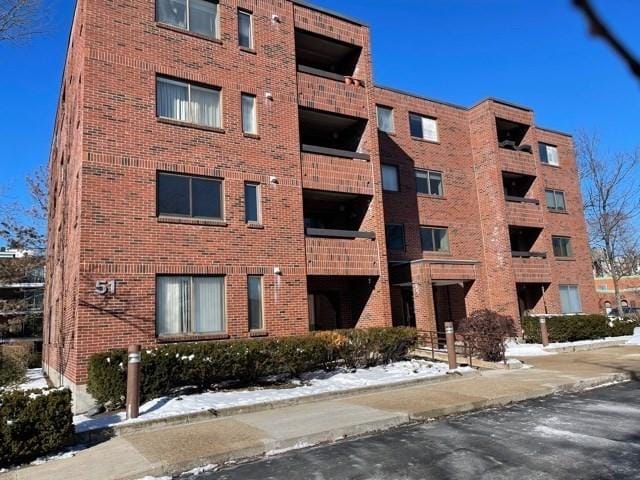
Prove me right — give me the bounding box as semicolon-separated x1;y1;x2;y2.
543;339;630;354
76;368;480;443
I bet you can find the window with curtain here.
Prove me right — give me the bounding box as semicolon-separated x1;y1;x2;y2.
241;94;257;134
552;236;572;257
545;189;566;211
248;276;263;330
382;164;400;192
539;143;559;166
376;106;395;133
238;10;253;48
157;172;223;219
420;227;449;252
156;0;219;38
245;183;260;223
157;77;221;128
156;276;225;335
416;170;443;196
559;285;582;314
409;113;438;142
385;224;405;251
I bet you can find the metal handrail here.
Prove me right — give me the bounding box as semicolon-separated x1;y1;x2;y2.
417;330;508;367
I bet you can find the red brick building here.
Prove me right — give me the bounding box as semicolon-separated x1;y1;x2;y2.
44;0;597;410
594;276;640;312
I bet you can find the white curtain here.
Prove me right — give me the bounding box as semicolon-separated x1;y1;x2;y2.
193;277;224;333
547;146;559;166
191;86;219;127
157;276;187;335
157;79;189;122
429;172;443;195
422;117;438;142
189;0;218;37
382;164;399;191
242;95;257;134
157;0;187;28
560;285;582;313
377;107;393;133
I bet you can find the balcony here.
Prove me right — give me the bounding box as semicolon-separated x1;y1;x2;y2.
505;198;543;227
299;108;369;161
295;29;362;80
305;236;379;276
297;70;367;118
497;118;536;175
301;151;373;195
511;255;552;283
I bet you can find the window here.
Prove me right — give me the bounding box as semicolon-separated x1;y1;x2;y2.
420;227;449;252
539;143;559;166
552;236;572;258
416;170;443;196
248;275;263;330
156;276;225;335
559;285;582;314
376;106;395;133
157;172;222;219
545;189;566;211
157;77;221;128
409;113;438;142
238;10;253;48
241;93;257;134
156;0;219;38
382;164;399;192
385;224;405;251
245;183;260;223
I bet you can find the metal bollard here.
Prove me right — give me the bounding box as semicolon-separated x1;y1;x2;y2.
445;322;457;370
126;344;141;420
539;317;550;347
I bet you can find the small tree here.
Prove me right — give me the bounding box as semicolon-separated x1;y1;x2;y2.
577;132;640;315
0;0;46;42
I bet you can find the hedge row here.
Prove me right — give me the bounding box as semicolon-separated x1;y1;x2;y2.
522;315;640;343
88;327;418;409
0;389;74;468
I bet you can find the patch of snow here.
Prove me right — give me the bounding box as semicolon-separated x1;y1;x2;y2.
136;477;172;480
74;360;450;433
547;336;632;348
266;441;312;457
29;445;87;466
626;327;640;345
179;464;219;476
0;368;49;392
505;341;556;358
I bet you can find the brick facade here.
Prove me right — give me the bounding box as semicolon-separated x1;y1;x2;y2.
44;0;597;410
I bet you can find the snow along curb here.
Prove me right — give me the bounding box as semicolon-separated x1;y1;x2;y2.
76;368;479;443
542;337;631;354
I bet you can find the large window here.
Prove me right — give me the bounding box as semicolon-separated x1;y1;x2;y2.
245;183;261;223
552;236;572;258
420;227;449;252
385;224;405;251
409;113;438;142
416;170;443;196
376;106;395;134
157;77;221;128
157;172;222;219
156;276;225;336
248;275;263;331
241;93;257;134
382;164;400;192
539;143;559;166
559;285;582;314
238;10;253;48
545;189;566;212
156;0;219;38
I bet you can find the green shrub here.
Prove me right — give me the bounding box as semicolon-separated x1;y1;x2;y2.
0;348;27;388
0;388;74;468
522;314;625;343
608;317;640;337
88;327;418;409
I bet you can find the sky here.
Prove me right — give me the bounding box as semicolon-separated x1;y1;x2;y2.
0;0;638;210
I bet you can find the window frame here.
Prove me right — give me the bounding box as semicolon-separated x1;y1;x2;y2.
539;142;559;166
381;163;400;192
552;236;573;258
241;93;258;135
156;76;222;128
415;169;444;196
409;112;439;142
545;189;566;212
238;9;254;49
385;223;405;252
244;182;261;224
247;275;264;331
155;0;220;40
157;171;224;220
420;226;450;253
376;105;395;134
156;275;226;337
559;284;582;314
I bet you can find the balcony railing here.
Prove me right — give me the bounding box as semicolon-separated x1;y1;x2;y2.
301;144;370;161
505;195;540;205
305;228;376;240
511;251;547;259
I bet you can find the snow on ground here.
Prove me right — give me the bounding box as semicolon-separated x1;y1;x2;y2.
626;328;640;345
506;335;636;358
505;341;556;357
75;360;460;433
29;445;87;466
19;368;49;390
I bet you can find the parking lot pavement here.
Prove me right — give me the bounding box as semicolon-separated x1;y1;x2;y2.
195;381;640;480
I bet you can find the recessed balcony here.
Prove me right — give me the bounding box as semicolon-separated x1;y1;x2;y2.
299;108;369;160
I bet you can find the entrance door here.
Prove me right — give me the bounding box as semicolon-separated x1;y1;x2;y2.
401;287;416;327
308;292;339;331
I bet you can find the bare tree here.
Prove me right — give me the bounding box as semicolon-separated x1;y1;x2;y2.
577;132;640;314
0;0;46;42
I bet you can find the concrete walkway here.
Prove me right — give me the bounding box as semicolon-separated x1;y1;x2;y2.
3;346;639;480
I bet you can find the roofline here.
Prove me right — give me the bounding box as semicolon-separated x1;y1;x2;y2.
470;97;533;112
291;0;368;27
536;126;573;138
374;84;467;111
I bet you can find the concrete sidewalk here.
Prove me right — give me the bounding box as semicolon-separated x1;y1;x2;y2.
3;346;639;480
